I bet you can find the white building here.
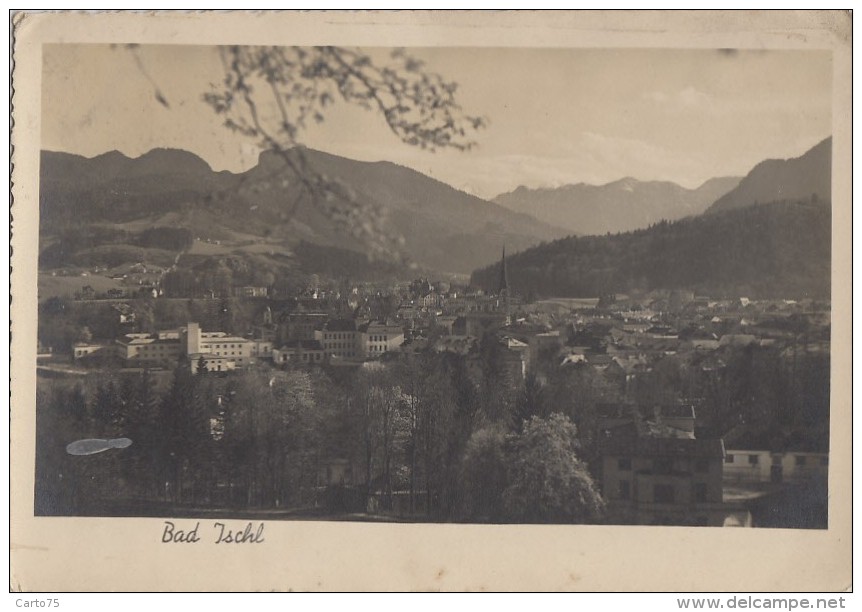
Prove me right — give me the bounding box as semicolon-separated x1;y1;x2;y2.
723;449;828;484
115;322;266;371
363;322;405;357
318;320;405;361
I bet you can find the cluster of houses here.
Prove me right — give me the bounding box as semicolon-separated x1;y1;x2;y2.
67;247;829;526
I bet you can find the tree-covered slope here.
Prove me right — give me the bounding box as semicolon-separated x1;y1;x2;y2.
471;199;830;299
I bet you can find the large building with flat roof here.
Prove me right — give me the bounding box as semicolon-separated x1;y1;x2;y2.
114;322;270;372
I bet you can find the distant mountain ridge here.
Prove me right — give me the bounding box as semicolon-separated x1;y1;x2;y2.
706;137;831;214
493;175;741;236
39;147;567;276
473;139;834;299
41;148;215;185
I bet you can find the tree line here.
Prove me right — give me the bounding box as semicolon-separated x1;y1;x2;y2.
471;199;831;299
35;324;829;521
40;225;193;269
34;338;605;523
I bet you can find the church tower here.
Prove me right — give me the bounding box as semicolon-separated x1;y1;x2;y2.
497;246;511;324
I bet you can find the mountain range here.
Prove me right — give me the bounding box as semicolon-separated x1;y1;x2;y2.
40;134;832;295
39;147;566;277
705;137;832;214
472;136;832;299
492;176;741;236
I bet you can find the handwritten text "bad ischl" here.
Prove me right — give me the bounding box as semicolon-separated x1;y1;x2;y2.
161;520;265;544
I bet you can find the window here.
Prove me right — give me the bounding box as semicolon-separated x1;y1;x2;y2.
820;457;828;466
618;480;630;500
725;454;735;464
694;458;710;473
796;456;807;467
617;458;632;471
654;484;675;504
748;454;760;465
693;482;708;503
654;458;674;474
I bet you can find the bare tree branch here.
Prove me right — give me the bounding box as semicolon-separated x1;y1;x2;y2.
125;45;486;263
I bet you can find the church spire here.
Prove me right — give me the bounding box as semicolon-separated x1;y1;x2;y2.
497;246;511;325
498;246;509;295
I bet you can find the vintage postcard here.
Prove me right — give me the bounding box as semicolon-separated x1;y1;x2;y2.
10;10;852;592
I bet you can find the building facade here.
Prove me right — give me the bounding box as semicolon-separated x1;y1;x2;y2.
318;319;406;361
273;340;326;365
319;319;363;360
363;322;405;357
723;450;828;484
597;404;727;526
115;322;267;371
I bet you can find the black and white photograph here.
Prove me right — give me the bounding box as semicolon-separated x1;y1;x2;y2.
10;10;852;592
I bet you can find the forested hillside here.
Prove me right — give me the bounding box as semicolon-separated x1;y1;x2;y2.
471;199;830;299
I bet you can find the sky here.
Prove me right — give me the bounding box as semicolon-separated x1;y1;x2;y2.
41;45;832;199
